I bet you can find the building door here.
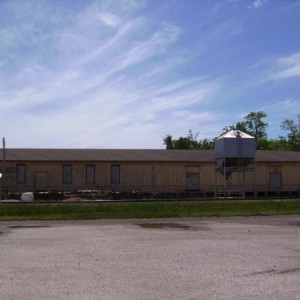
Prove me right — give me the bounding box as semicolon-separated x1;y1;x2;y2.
35;172;48;190
269;172;281;189
186;172;199;191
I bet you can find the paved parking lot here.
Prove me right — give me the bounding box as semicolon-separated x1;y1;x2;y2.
0;215;299;299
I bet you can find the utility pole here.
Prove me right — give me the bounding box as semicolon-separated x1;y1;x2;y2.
2;137;7;199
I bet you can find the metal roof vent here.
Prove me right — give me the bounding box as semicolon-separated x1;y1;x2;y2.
235;130;241;137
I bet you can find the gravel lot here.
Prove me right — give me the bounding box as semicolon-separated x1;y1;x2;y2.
0;215;299;300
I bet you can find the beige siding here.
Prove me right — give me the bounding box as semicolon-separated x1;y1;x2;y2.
121;163;153;186
3;160;300;195
199;164;215;187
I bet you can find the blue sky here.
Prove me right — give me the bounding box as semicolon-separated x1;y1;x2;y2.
1;0;300;149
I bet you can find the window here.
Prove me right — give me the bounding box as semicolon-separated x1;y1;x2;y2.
63;165;72;184
86;165;95;184
17;164;26;184
111;165;120;184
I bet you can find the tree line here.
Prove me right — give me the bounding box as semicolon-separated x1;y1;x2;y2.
163;111;300;151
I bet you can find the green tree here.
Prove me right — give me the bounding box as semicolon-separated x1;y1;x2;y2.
173;136;193;149
243;111;268;140
280;114;300;151
222;111;268;140
223;111;268;149
163;112;300;152
267;138;291;151
163;130;214;150
235;121;248;133
163;134;174;149
199;138;214;150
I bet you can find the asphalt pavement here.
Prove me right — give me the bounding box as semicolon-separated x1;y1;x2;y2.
0;215;299;300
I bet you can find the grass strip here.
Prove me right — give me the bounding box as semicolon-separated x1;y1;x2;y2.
0;199;299;221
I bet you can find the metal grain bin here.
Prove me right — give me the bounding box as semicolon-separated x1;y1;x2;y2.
215;130;255;169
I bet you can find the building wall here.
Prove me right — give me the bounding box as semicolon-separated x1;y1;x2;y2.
4;161;216;194
3;160;300;196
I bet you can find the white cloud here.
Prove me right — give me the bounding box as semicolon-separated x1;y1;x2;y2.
269;52;300;80
252;0;268;8
2;76;220;148
98;12;122;27
207;18;244;42
105;23;182;75
2;0;297;148
261;98;300;114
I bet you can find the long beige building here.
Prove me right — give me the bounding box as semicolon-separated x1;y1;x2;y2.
0;149;299;198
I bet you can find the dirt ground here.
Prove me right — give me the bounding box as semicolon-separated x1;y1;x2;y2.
0;215;299;300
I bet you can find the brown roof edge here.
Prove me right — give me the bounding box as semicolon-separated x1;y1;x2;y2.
0;149;299;162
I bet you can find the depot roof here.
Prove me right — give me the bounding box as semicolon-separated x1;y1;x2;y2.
1;149;299;163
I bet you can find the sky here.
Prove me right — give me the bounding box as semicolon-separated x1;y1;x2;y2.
1;0;300;149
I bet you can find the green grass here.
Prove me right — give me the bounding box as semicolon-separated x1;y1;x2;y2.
0;199;299;221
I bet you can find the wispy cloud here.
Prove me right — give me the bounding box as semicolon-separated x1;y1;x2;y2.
252;0;268;9
269;52;300;80
104;23;181;76
98;12;122;27
0;1;220;148
0;0;299;148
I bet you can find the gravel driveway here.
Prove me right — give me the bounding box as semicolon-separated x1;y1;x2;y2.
0;215;299;300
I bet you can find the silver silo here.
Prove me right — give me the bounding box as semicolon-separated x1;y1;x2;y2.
214;130;256;197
